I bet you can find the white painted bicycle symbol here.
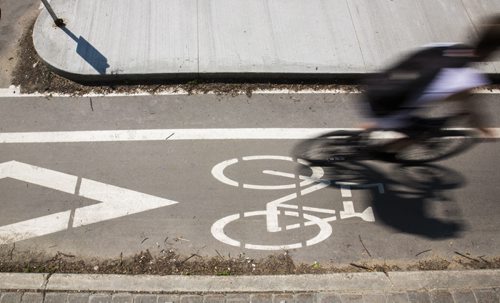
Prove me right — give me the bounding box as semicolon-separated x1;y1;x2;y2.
211;155;384;250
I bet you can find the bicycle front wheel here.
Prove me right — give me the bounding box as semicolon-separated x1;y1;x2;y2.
394;129;477;164
293;130;365;166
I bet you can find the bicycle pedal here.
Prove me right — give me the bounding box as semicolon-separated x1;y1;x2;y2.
328;156;346;162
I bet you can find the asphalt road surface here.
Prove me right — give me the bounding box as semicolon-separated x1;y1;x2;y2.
0;0;39;87
0;92;499;264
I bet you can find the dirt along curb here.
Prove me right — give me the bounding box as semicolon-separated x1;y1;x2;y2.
1;246;499;277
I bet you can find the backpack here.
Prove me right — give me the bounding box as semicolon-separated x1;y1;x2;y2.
363;44;473;116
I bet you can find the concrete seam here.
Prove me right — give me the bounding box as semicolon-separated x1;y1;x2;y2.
344;0;367;73
459;0;480;39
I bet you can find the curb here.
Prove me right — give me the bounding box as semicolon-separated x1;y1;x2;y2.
1;270;499;293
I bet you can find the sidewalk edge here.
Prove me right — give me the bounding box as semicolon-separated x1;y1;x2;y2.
0;270;499;293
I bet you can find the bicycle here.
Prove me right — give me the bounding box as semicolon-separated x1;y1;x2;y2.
294;113;480;166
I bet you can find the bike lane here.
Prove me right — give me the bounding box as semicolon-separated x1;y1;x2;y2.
0;94;499;265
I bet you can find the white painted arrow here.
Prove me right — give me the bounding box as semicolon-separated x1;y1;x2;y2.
0;161;179;244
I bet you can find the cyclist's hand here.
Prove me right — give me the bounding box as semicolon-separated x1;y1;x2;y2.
360;122;376;129
478;127;495;138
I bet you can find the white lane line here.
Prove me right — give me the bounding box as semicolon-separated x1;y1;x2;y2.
0;86;361;98
1;85;499;98
1;128;500;143
0;128;346;143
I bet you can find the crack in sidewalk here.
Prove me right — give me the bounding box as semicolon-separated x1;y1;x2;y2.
40;272;53;303
383;271;394;288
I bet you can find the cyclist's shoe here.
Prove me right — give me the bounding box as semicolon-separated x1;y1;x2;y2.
362;141;397;161
367;148;397;161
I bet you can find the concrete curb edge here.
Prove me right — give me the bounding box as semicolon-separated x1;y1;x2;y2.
0;270;499;293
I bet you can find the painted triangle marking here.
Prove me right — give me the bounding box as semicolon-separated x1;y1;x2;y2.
0;161;179;244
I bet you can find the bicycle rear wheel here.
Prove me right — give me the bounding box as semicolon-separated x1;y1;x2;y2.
293;130;365;166
393;129;477;164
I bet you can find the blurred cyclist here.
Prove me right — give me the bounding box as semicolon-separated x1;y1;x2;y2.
362;15;500;138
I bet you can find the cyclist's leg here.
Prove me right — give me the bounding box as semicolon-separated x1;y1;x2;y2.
362;109;416;154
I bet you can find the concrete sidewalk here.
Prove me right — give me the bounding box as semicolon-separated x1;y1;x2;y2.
33;0;500;82
1;270;500;302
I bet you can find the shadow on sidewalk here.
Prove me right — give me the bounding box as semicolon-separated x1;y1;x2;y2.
60;26;110;75
318;161;467;239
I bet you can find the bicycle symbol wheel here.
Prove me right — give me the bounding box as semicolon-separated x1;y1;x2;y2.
211;209;333;250
211;155;324;190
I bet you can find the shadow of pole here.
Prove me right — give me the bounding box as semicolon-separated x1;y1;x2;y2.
59;26;110;75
